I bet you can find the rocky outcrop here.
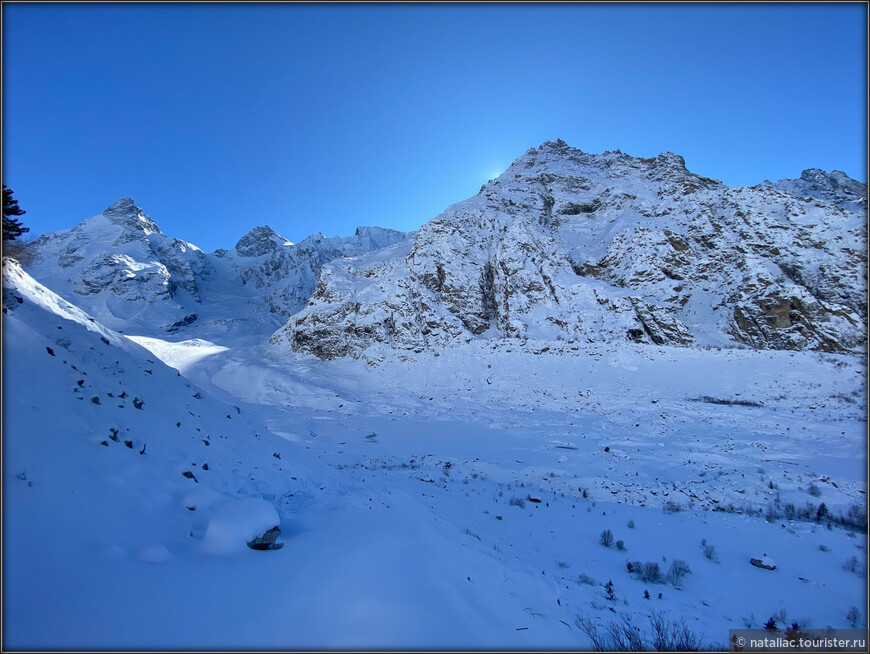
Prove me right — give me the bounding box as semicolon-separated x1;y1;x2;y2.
750;556;777;571
246;525;283;551
234;225;291;258
272;140;866;359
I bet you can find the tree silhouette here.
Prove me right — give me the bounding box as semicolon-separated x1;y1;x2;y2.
3;185;29;241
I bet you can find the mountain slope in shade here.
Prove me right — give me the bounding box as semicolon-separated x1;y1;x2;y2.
271;140;866;359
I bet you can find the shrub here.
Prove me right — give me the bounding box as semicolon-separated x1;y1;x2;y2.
509;496;525;509
578;573;597;586
667;559;691;585
843;555;865;577
616;539;626;551
576;610;704;651
604;579;615;601
841;503;868;532
662;500;682;514
807;483;822;498
765;504;780;522
816;503;829;521
463;528;482;541
629;561;663;584
627;519;635;529
600;529;614;547
701;538;719;562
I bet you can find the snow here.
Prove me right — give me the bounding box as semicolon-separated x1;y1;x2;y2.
2;144;866;649
201;498;280;555
124;335;230;374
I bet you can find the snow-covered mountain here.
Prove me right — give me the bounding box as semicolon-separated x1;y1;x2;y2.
271;140;866;359
26;198;411;339
220;224;410;318
3;140;867;649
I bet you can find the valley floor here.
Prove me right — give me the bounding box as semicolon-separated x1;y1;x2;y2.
4;325;867;649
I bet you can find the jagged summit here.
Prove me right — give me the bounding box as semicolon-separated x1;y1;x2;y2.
766;168;867;211
235;225;292;257
101;197;161;235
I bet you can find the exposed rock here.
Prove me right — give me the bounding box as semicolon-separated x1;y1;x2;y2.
234;225;291;258
750;556;777;571
246;525;283;550
275;141;865;359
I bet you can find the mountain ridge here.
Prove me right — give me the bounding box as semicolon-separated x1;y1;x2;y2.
13;139;867;357
270;140;866;358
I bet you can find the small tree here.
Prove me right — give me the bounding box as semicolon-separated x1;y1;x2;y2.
604;579;615;601
2;185;29;241
816;503;828;522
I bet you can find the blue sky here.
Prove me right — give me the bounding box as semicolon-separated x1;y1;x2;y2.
2;2;866;251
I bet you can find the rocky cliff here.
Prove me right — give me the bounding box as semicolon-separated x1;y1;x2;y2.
270;140;866;358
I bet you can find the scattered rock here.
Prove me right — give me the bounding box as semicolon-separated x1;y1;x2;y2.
750;556;777;570
246;526;283;551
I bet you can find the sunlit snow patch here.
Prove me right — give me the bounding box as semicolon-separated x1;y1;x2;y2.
125;335;229;373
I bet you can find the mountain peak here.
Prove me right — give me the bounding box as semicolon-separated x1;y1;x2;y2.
771;168;866;210
102;198;161;234
537;138;575;154
235;225;292;257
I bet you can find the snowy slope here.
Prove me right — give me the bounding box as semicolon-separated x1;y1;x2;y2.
4;254;867;649
273;141;866;359
1;260;589;649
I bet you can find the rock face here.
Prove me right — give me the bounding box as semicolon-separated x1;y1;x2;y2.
271;140;866;359
225;225;410;317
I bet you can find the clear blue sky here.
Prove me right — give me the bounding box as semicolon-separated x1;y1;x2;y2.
2;2;866;251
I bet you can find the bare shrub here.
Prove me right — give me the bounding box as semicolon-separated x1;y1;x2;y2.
843;555;865;577
701;538;719;562
600;529;614;547
630;561;662;584
667;559;692;585
576;610;704;651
